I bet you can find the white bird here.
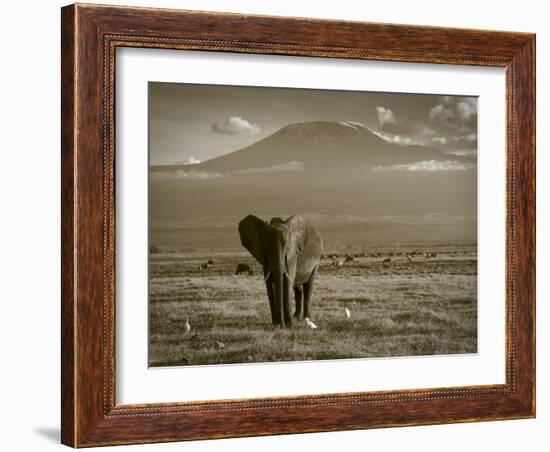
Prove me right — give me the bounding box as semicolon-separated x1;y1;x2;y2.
184;316;191;333
305;317;318;330
345;307;351;319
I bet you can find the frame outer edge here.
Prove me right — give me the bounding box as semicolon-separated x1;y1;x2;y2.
531;35;536;417
515;35;536;416
60;3;536;447
61;3;77;448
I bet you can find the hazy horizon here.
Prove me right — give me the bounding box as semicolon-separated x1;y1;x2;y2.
149;82;477;249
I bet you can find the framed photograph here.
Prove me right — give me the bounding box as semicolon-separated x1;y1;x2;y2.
61;3;535;447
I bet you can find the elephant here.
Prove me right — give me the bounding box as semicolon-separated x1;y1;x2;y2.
235;263;254;275
238;214;323;327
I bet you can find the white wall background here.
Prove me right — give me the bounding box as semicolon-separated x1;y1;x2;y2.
0;1;545;450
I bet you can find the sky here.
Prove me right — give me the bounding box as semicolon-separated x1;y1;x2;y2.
149;82;478;166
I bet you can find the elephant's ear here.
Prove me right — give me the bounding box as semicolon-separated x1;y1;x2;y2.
238;215;266;265
284;215;309;259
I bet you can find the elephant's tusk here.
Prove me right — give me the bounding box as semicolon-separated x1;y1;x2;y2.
284;270;296;288
263;269;295;287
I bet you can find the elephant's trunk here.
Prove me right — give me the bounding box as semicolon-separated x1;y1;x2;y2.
272;268;285;327
269;248;288;327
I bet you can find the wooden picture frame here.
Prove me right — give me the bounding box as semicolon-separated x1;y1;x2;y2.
61;3;535;447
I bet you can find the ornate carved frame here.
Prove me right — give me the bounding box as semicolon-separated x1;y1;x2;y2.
61;3;535;447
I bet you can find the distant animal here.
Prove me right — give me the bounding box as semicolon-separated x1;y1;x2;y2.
238;214;323;327
344;255;355;263
424;252;438;259
344;307;351;319
198;262;211;270
406;253;413;263
330;259;344;268
235;263;254;275
305;317;318;330
382;258;392;266
183;316;191;333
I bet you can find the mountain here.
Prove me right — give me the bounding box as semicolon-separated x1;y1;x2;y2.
151;121;468;174
149;121;477;249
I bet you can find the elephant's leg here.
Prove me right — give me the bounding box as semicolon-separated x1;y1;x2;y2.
265;278;279;325
293;286;303;320
283;274;293;327
303;266;318;319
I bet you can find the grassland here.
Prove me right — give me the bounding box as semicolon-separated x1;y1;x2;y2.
149;245;477;367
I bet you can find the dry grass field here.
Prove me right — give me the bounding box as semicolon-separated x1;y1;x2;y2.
149;245;477;367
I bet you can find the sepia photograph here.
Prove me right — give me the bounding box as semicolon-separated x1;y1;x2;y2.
148;82;478;367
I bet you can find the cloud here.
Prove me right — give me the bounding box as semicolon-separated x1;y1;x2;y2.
445;132;477;150
445;149;477;157
423;97;478;152
151;170;222;180
175;157;201;165
456;98;476;121
372;160;473;172
232;161;304;175
451;133;476;142
422;126;437;136
376;106;397;127
429;97;477;132
370;97;477;153
303;211;474;226
151;161;304;179
373;106;439;139
369;127;424;146
211;116;261;135
429;104;454;122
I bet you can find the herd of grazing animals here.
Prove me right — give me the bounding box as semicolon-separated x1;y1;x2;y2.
194;249;441;276
326;250;440;268
158;249;442;277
